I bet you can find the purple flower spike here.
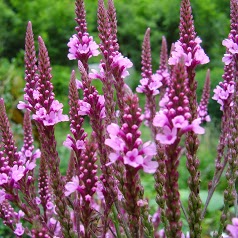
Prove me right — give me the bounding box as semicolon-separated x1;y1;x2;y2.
105;95;158;173
198;69;211;122
68;0;100;72
136;28;162;138
0;99;20;166
170;0;209;70
153;60;204;145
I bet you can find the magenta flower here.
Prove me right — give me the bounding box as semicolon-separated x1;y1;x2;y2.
65;176;80;196
142;156;159;173
136;74;163;96
172;115;189;129
0;173;8;185
124;149;144;168
25;160;36;171
11;165;25;182
89;63;106;81
32;99;69;126
105;122;158;173
212;83;234;110
156;126;177;145
111;53;133;78
153;111;169;128
76;140;85;150
78;100;91;116
105;136;125;152
14;223;25;236
0;189;5;204
63;135;74;150
67;34;100;60
226;218;238;238
222;39;238;54
190;118;205;134
168;37;209;67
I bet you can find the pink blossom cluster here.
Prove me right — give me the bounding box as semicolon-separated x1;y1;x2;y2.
168;37;209;67
156;229;190;238
89;52;133;80
197;105;211;122
222;38;238;65
67;33;100;60
105;123;158;173
153;110;204;145
136;73;163;96
212;81;235;110
1;209;25;236
31;99;69;126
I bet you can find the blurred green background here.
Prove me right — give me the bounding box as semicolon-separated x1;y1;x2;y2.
0;0;232;236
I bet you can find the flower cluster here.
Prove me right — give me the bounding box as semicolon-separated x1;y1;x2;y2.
222;38;238;65
153;61;204;145
105;97;158;173
89;52;133;81
168;37;209;67
136;73;163;96
212;81;235;110
197;69;211;122
31;99;69;126
67;33;100;61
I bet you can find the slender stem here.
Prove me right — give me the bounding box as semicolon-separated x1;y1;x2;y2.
181;202;189;223
202;157;228;219
111;205;122;238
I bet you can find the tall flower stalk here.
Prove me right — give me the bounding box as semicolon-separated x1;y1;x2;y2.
168;0;209;237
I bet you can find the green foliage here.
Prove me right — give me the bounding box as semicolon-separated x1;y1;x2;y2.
0;0;231;71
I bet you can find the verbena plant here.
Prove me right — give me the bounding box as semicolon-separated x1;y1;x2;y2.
0;0;238;237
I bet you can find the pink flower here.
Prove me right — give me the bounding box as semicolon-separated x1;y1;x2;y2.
14;223;25;236
89;63;105;81
0;189;6;204
142;156;158;173
25;160;36;170
105;137;125;151
123;148;143;168
153;111;169;128
76;79;83;89
191;118;205;134
43;111;58;126
0;173;8;185
156;126;177;145
111;53;133;78
78;100;91;115
222;54;233;65
172;115;189;129
227;218;238;238
63;135;74;150
223;39;238;54
32;149;41;160
168;38;209;67
46;201;54;210
65;176;79;196
76;140;85;150
11;165;25;182
107;152;120;165
17;101;29;110
142;141;156;156
67;34;100;60
106;123;120;136
32;107;47;121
